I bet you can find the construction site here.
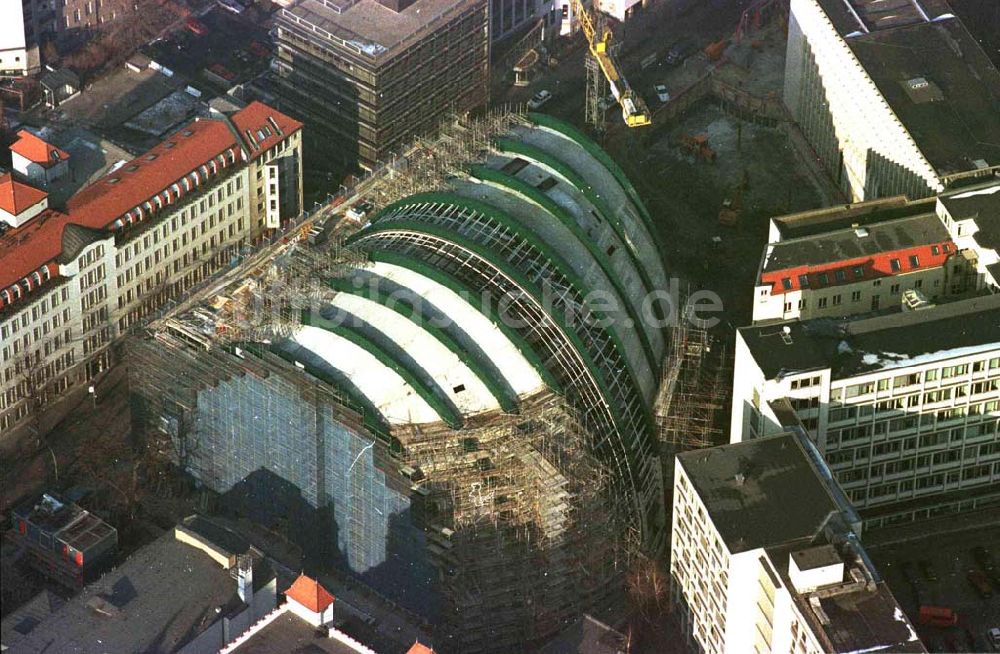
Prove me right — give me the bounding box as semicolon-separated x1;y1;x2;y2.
124;107;715;652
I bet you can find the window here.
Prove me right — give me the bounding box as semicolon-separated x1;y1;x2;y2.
836;270;847;282
931;245;940;256
909;254;920;268
832;294;842;306
818;272;829;285
782;278;792;290
853;266;864;279
890;258;901;272
891;283;900;294
798;275;809;288
845;382;874;398
851;291;861;302
818;297;828;309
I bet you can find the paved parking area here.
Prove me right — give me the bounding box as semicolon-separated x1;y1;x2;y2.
867;520;1000;652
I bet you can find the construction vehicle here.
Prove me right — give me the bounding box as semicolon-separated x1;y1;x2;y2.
572;0;651;130
679;133;715;163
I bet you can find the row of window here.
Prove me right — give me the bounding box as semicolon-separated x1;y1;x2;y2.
778;249;944;291
847;461;999;505
834;359;1000;402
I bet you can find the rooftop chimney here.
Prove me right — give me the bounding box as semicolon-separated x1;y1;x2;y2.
237;554;254;605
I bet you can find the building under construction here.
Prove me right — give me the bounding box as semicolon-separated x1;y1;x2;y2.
130;111;672;652
272;0;489;171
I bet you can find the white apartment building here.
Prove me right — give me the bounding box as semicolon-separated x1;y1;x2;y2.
937;183;1000;291
731;295;1000;529
0;102;303;435
0;1;40;77
751;185;998;324
671;432;924;654
784;0;1000;202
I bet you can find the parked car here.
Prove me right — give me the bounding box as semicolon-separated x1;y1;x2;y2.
665;40;696;66
654;83;670;103
973;545;995;572
918;559;938;583
989;627;1000;652
346;201;373;221
900;560;918;585
968;569;993;599
527;89;552;110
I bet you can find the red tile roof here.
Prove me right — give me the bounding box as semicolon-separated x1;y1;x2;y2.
65;119;240;230
285;574;334;613
0;173;48;216
10;130;71;168
0;209;68;296
231;101;304;160
0;102;303;306
406;643;435;654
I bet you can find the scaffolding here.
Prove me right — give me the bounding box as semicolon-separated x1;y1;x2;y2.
126;108;647;652
339;107;531;213
655;321;730;452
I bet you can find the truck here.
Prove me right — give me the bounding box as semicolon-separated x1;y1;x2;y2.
918;606;958;627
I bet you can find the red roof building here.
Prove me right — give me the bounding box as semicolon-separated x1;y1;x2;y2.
0;173;48;218
285;574;335;614
10;130;71;169
406;642;435;654
231;100;303;160
0;102;303;310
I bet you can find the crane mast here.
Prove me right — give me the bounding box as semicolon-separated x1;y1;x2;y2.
573;0;651;129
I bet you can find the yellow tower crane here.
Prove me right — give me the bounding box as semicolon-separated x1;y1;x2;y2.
573;0;651;128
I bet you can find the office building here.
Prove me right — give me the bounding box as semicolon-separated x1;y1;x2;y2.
492;0;554;41
273;0;489;170
752;181;1000;324
731;295;1000;529
671;432;925;654
0;101;303;435
784;0;1000;201
131;112;669;652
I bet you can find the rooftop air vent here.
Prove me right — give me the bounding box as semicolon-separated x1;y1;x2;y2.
907;77;929;90
854;227;869;237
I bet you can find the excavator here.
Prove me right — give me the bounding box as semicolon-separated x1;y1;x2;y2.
572;0;651;128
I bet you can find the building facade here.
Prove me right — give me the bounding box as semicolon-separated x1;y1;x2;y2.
671;432;924;654
0;102;303;435
0;0;41;77
492;0;553;41
10;130;71;188
784;0;1000;202
751;186;999;324
131;113;669;653
273;0;489;171
731;296;1000;529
